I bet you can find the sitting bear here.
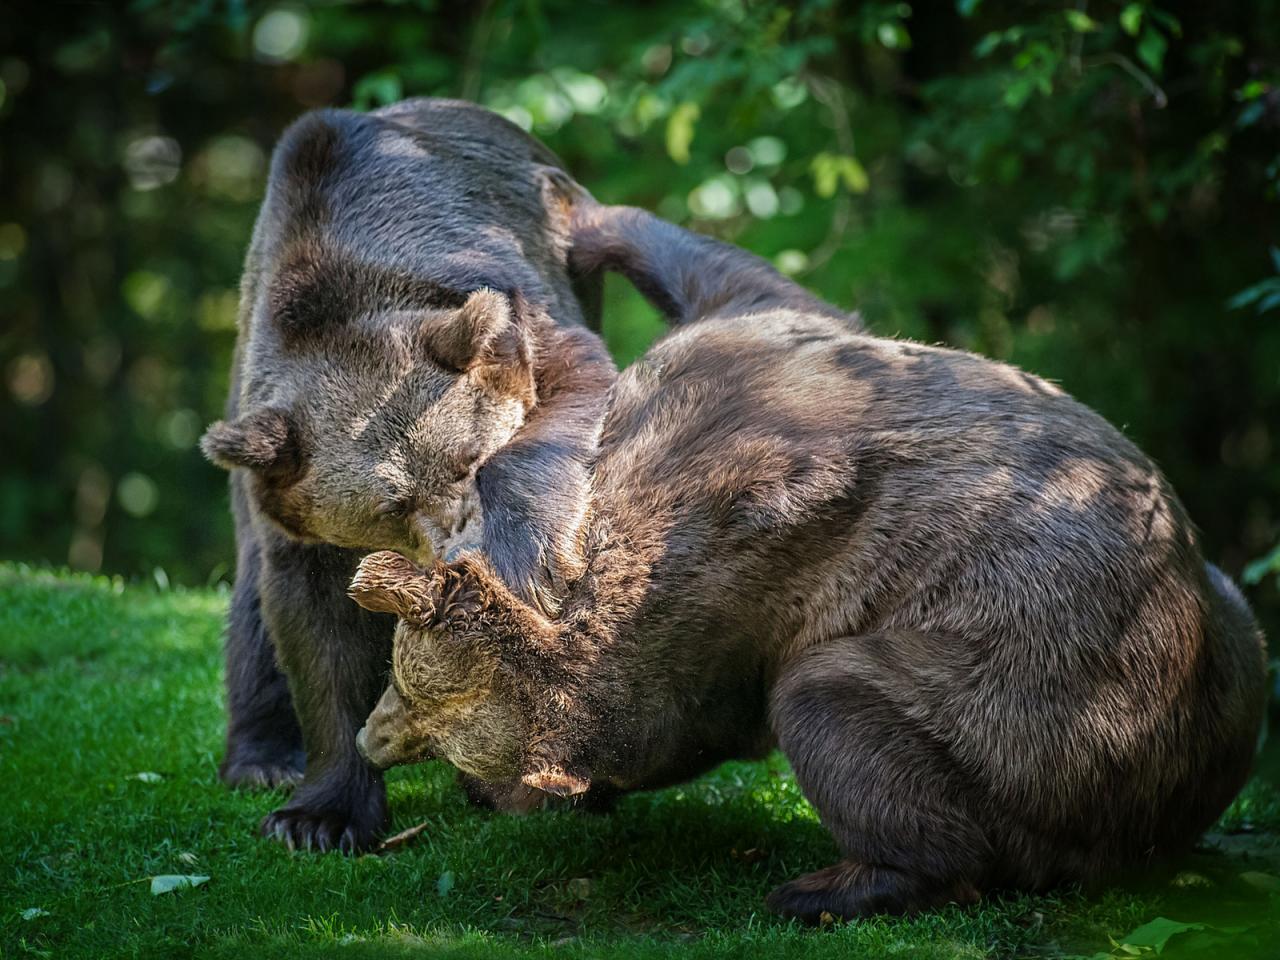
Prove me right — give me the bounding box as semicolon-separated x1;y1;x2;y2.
346;201;1266;920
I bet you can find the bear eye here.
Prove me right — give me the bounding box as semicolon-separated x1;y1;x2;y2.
375;498;412;519
452;445;482;483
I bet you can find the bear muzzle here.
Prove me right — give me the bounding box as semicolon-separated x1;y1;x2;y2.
356;684;429;770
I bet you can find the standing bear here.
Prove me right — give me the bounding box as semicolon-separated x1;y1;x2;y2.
348;200;1267;920
201;99;618;851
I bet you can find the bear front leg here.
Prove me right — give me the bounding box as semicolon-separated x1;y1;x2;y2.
220;470;304;789
257;535;393;853
767;634;992;921
476;322;615;615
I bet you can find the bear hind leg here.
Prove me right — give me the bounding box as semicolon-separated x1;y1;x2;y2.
767;861;981;922
768;633;993;921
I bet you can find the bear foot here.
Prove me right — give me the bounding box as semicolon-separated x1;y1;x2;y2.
260;774;388;854
220;740;305;790
766;860;980;922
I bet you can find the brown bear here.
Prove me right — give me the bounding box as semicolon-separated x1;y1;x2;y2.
200;98;619;852
347;200;1267;920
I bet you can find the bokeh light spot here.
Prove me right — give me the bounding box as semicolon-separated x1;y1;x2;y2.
118;472;160;518
553;68;607;114
124;135;182;191
7;352;54;406
744;180;779;218
162;409;201;449
197;289;240;331
688;176;740;220
775;249;810;275
193;135;265;201
253;8;309;63
122;270;172;321
778;186;804;215
725;146;753;175
748;136;787;167
0;222;26;260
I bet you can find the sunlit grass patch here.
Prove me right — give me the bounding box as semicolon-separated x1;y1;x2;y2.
2;565;1278;958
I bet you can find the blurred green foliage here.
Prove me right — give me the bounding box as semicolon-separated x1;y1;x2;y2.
1;0;1277;637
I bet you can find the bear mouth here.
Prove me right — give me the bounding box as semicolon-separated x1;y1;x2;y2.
355;722;435;770
356;684;437;770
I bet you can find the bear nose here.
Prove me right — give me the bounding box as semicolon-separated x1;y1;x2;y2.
356;684;418;770
355;726;372;763
355;725;393;770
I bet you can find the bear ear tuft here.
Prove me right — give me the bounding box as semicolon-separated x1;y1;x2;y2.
522;763;591;798
200;408;303;479
348;551;436;622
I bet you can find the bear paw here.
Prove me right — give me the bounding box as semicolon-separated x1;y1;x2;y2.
766;861;979;922
260;778;388;854
219;741;305;790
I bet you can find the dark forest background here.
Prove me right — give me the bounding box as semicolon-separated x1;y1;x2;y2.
2;0;1278;643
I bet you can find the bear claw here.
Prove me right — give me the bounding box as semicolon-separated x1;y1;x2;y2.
219;746;305;790
258;771;389;855
260;807;380;854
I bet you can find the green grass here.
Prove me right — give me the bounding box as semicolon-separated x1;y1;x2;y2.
2;565;1278;959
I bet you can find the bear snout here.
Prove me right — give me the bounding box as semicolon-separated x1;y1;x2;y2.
354;726;384;768
356;684;425;770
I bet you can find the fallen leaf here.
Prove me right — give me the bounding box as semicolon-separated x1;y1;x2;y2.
128;772;163;784
1115;917;1204;951
436;870;455;898
1240;871;1280;893
818;910;836;926
150;874;210;895
21;907;49;920
567;877;592;899
731;847;767;864
379;820;430;852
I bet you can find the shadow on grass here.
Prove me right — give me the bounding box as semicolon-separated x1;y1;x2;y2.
3;565;1279;959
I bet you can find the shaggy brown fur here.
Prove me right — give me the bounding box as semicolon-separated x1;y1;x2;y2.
200;99;617;852
350;202;1267;918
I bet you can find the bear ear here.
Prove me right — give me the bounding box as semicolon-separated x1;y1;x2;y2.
200;408;303;480
348;551;438;624
420;289;535;403
420;289;516;369
522;763;591;798
535;164;593;221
